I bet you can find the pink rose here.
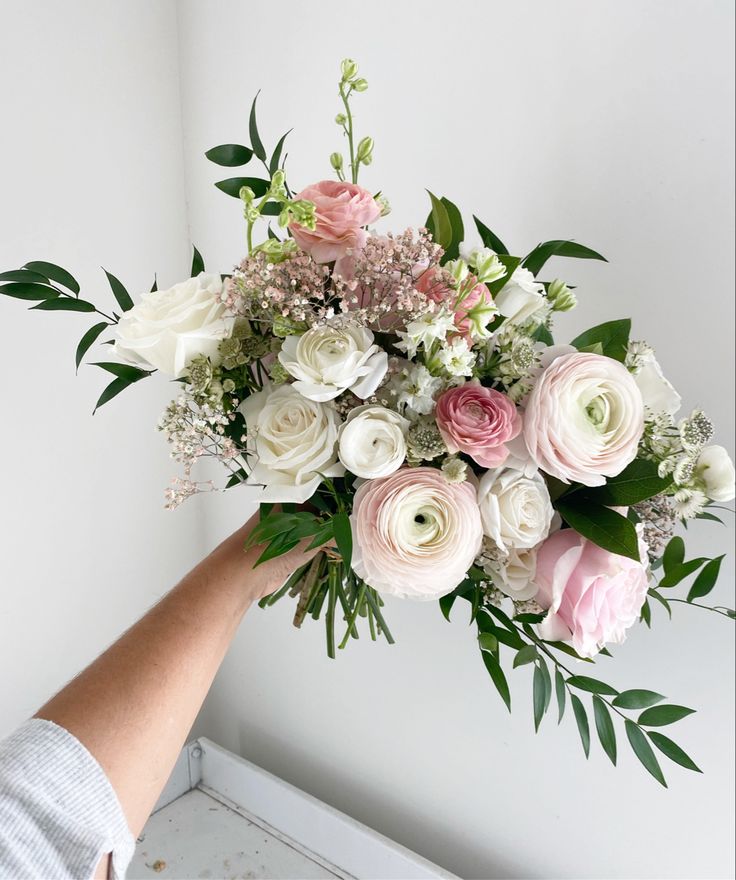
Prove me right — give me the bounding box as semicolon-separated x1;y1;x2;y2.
415;267;494;341
350;467;483;599
523;351;644;486
289;180;381;263
535;528;649;658
435;381;522;468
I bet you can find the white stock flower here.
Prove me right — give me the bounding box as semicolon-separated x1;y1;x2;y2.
478;467;555;552
627;343;682;416
240;384;344;503
115;273;230;377
495;267;546;325
696;445;736;502
395;363;444;415
437;337;476;377
395;308;456;358
338;405;409;478
278;323;387;402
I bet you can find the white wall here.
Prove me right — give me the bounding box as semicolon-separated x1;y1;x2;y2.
0;0;204;732
177;2;735;878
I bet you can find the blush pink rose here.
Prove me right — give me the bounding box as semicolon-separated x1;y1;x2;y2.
289;180;381;263
435;381;522;468
350;467;483;599
415;267;494;341
535;528;649;658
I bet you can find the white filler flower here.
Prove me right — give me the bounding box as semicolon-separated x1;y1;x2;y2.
338;405;409;478
478;466;555;552
696;445;736;502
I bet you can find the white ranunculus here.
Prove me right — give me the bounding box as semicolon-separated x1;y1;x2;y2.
631;349;681;415
240;384;344;503
486;545;539;601
696;445;736;502
338;405;409;478
115;273;229;377
478;467;555;552
278;323;388;402
495;267;547;325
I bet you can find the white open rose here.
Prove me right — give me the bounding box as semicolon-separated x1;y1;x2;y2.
696;445;736;502
495;267;547;325
115;273;230;377
338;405;409;478
278;323;388;402
478;466;555;552
631;348;681;415
240;384;344;503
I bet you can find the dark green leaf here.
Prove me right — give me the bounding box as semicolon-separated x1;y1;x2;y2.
513;645;538;667
533;323;555;346
1;282;60;301
225;467;248;488
581;459;673;507
254;531;300;566
215;177;270;199
658;557;708;588
23;260;80;294
687;555;724;601
94;371;148;412
306;522;335;551
75;322;109;370
472;216;509;255
191;245;205;277
481;649;511;711
426;190;453;251
261;202;283;216
640;598;652;628
93;361;151;381
648;731;702;773
522;240;607;277
32;297;95;312
568;675;619;696
439;592;457;622
439;196;464;262
150;275;158;292
513;612;545;624
569;318;631;362
593;696;617;765
556;497;640;561
103;270;134;312
662;536;685;574
647;588;672;618
249;91;267;161
205;143;254;167
695;511;725;524
571;694;590;758
478;632;498;654
638;704;696;727
533;664;547;732
332;511;352;571
625;720;666;786
269;129;292;175
538;656;552;713
612;690;666;710
0;269;50;284
555;669;566;723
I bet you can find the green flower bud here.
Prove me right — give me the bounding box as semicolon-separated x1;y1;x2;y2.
356;136;374;165
547;278;577;312
330;152;344;171
376;194;391;217
340;58;359;81
352;78;368;92
335;113;347;126
271;169;285;189
239;185;255;203
222;378;236;394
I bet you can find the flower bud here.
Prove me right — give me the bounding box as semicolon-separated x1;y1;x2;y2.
356;136;374;165
271;169;285;188
376;194;391;217
335;113;347;126
352;78;369;92
239;185;255;203
330;152;344;171
340;58;359;81
547;278;577;312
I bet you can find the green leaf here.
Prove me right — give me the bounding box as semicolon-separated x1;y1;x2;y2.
555;669;566;723
23;260;80;294
439;592;457;622
426;190;453;251
569;318;631;362
522;240;607;277
94;371;149;412
533;664;547;732
513;644;538;668
625;720;666;786
695;511;725;524
648;731;702;773
687;555;724;601
556;497;640;561
638;704;696;727
478;632;499;654
0;269;51;284
593;696;617;765
205;143;254;167
0;282;60;301
533;323;555;346
640;598;651;628
481;649;511;712
439;196;464;262
254;531;300;567
662;536;685;574
612;690;666;710
261;202;284;216
538;656;552;713
150;275;158;292
472;216;509;255
658;557;708;588
215;177;270;199
581;460;673;507
332;511;352;571
93;361;151;381
567;675;619;696
269;129;292;175
571;694;590;758
32;297;95;312
103;269;134;312
75;322;108;370
249;91;267;161
191;245;205;277
246;512;313;548
647;588;672;618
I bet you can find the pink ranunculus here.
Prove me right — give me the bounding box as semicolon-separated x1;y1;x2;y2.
415;267;494;341
435;381;522;468
289;180;381;264
350;467;483;599
535;528;649;658
523;351;644;486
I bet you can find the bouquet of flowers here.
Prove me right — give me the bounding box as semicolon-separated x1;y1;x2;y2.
3;60;734;785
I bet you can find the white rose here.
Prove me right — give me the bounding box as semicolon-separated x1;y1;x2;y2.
486;545;539;601
495;267;546;325
630;349;681;415
278;323;388;402
115;273;229;377
240;384;344;503
338;406;409;478
478;467;555;552
696;445;736;502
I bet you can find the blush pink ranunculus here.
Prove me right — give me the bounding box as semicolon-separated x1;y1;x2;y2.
535;528;649;658
415;267;494;341
435;381;522;468
289;180;381;264
350;467;483;600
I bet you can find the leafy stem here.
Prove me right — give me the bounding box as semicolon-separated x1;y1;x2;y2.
339;81;357;183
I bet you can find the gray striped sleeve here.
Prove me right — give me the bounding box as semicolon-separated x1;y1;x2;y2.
0;718;135;879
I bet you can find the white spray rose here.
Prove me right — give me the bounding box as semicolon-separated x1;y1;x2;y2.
478;467;555;552
240;384;344;503
628;344;682;415
115;273;230;377
486;545;540;601
338;405;409;478
495;267;547;325
278;323;387;402
696;445;736;502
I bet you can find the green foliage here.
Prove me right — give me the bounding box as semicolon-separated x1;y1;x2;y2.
191;245;205;277
625;720;666;786
555;496;640;560
638;705;696;727
522;240;607;277
269;130;292;175
569;318;631;362
425;191;454;253
332;511;352;570
567;675;619;695
593;696;617;765
687;555;724;601
32;298;96;312
75;322;109;370
481;648;511;712
205;143;254;166
1;281;60;301
571;694;591;758
648;732;701;773
103;270;134;312
612;690;665;710
23;260;80;294
215;177;271;199
249;91;267;161
579;459;672;507
472;216;509;255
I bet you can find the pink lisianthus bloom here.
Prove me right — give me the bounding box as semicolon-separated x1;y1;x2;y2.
415;267;495;341
289;180;381;263
350;467;483;599
435;381;522;468
535;527;650;659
